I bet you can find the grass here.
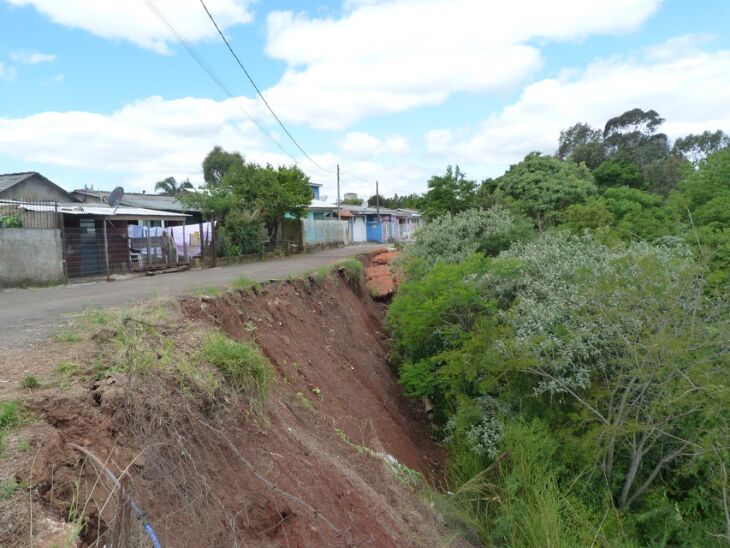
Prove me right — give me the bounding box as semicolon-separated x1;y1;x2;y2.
19;375;39;390
294;258;365;287
194;286;222;297
336;258;364;288
229;276;261;291
199;333;273;418
0;402;21;458
0;480;25;500
55;330;82;343
57;361;81;377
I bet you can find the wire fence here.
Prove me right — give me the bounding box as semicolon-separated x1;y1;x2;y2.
0;199;61;229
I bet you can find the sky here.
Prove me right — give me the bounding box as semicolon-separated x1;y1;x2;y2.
0;0;729;202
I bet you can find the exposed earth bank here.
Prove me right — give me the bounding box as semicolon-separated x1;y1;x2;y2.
0;261;466;547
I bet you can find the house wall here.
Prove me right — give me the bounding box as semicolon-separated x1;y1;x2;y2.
0;228;64;287
0;176;75;202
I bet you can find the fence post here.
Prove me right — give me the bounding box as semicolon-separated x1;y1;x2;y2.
56;202;69;285
146;225;152;269
103;218;111;280
211;219;217;268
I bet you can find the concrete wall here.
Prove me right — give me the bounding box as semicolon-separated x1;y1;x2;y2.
0;228;65;288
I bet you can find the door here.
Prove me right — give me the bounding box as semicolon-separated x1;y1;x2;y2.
352;217;367;242
79;218;101;275
366;221;382;242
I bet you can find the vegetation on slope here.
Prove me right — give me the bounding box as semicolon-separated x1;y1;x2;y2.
387;109;730;546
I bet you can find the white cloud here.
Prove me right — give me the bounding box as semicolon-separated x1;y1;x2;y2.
339;131;409;158
426;41;730;173
10;50;56;64
262;0;661;129
0;95;301;192
0;62;16;80
2;0;254;54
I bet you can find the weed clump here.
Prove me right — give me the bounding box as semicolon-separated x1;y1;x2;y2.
199;333;272;416
19;375;39;390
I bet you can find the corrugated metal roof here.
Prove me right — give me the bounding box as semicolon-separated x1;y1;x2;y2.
20;202;188;218
0;172;36;192
73;189;198;212
308;199;337;209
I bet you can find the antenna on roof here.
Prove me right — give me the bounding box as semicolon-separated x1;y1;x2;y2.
108;186;124;215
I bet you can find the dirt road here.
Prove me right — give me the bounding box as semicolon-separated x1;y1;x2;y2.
0;244;384;348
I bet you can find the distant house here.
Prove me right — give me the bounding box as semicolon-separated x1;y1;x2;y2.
72;189;202;224
309;182;322;200
0;172;79;203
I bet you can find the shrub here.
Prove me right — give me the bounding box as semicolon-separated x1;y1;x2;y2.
397;206;533;279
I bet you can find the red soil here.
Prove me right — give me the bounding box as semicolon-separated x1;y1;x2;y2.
2;271;463;547
366;249;400;300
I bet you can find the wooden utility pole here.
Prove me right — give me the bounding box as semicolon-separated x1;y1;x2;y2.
337;164;341;220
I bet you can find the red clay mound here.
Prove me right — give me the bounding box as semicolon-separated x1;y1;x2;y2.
366;249;399;300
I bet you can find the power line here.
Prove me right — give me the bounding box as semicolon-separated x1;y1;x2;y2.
197;0;335;174
142;0;300;165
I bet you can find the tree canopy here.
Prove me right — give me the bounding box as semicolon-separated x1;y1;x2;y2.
492;152;597;228
154;176;194;196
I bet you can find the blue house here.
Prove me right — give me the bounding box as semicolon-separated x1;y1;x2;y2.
309;182;322;200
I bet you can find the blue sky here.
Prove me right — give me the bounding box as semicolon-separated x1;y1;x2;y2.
1;0;729;200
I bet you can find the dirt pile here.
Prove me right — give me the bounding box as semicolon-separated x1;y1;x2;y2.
1;269;465;547
365;248;400;300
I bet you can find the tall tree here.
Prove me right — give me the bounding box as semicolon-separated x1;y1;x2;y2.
154;176;194;196
603;108;670;166
556;122;604;161
421;165;476;219
202;146;244;187
673;130;730;165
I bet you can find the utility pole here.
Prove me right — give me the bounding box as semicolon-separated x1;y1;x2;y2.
337;163;341;220
376;180;381;221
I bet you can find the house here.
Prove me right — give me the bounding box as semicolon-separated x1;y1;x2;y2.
0;172;79;203
72;189;202;224
309;182;323;200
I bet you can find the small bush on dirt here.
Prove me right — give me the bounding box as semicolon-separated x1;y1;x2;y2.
200;333;272;416
19;375;39;390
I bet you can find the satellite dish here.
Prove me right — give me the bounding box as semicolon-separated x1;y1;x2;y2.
108;186;124;207
108;186;124;215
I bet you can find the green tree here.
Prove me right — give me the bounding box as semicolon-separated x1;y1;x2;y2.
603;108;670;166
421;165;476;219
225;162;312;243
592;160;643;188
493;152;597;229
556;122;604;161
202;146;244;187
154;176;194;196
673;130;730;166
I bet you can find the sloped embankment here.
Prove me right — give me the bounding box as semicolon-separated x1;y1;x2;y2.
3;268;458;547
